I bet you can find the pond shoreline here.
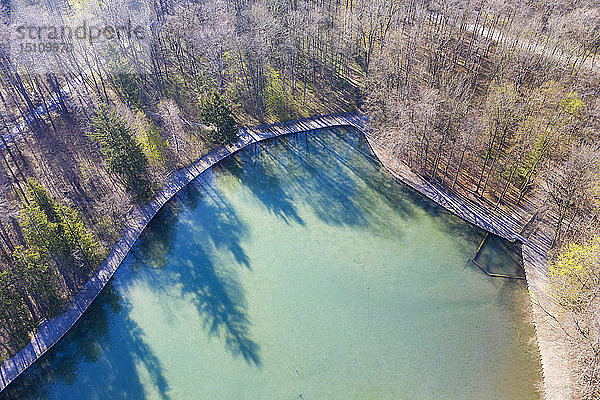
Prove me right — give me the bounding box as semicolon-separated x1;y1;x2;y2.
0;113;557;397
0;113;368;392
365;135;569;400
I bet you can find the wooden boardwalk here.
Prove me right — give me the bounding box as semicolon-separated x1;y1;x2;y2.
366;143;526;243
520;213;572;399
0;112;544;394
0;113;368;392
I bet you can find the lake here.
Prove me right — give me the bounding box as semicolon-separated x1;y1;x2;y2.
0;127;542;399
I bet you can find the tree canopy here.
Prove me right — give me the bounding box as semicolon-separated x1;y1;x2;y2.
201;93;238;145
89;106;153;202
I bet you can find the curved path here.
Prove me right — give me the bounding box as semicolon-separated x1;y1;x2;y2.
0;112;528;393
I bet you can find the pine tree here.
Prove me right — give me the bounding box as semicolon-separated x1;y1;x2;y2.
11;246;64;318
0;180;101;353
201;92;238;145
19;179;102;287
89;106;153;202
0;269;35;349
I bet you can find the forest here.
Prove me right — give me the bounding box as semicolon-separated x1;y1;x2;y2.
0;0;599;398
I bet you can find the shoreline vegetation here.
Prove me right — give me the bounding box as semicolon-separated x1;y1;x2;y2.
1;0;599;398
0;114;366;393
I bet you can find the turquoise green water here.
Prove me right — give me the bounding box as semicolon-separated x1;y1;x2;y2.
1;127;541;399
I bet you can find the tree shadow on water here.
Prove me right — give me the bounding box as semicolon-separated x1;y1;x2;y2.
179;253;261;367
310;128;422;222
222;146;304;226
226;127;420;237
0;283;172;400
170;183;260;365
128;183;261;367
186;182;252;269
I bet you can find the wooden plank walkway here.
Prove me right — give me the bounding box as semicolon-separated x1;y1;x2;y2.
367;134;570;400
0;113;367;392
0;111;544;394
362;137;525;243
